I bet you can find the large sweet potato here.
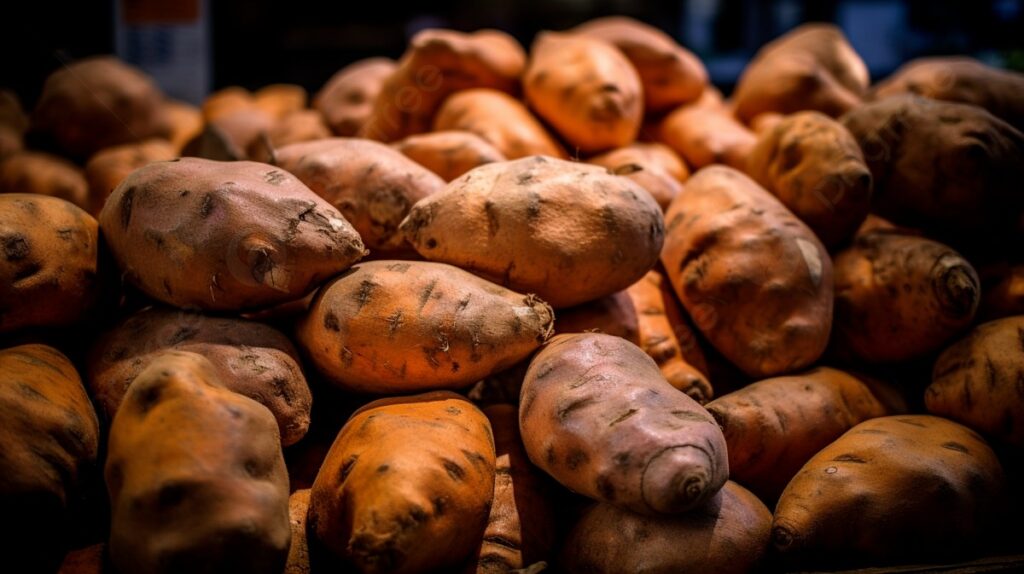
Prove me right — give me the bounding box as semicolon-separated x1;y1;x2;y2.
315;58;397;136
433;89;566;160
394;130;506;182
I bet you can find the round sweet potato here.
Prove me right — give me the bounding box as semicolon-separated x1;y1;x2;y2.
84;139;177;215
314;58;397;137
433;89;567;160
587;143;689;210
394;131;506;182
0;151;89;209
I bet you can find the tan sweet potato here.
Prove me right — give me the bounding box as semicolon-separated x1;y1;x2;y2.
745;111;872;248
315;58;397;137
394;130;506;182
0;194;99;334
84;139;178;215
274;138;444;253
162;99;203;153
361;29;526;142
773;415;1006;567
87;307;312;445
661;166;833;378
309;391;496;574
524;32;642;153
553;291;641;345
733;24;868;123
98;158;365;311
560;481;770;574
106;351;290;574
401;156;664;308
571;16;707;113
658;100;756;169
0;151;89;209
519;333;728;515
247;110;332;163
285;490;311;574
433;89;566;159
588;143;688;210
254;84;307;120
927;317;1024;447
832;229;979;363
207;107;276;158
296;260;554;394
0;345;100;574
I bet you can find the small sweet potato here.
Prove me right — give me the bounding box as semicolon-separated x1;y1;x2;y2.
832;228;979;363
745;111;872;248
98;158;365;311
658;100;756;169
207;107;276;158
661;166;833;377
253;84;307;120
0;345;100;573
571;16;707;113
106;351;290;574
84;139;178;215
401;156;664;308
524;32;642;153
588;143;688;210
162;99;203;153
553;291;641;345
0;194;99;334
309;391;496;574
296;260;554;394
927;317;1024;447
285;489;312;574
560;481;770;574
202;86;257;121
433;89;566;159
0;151;89;209
247;110;332;163
773;415;1006;566
733;24;868;123
519;333;728;515
315;58;397;137
394;130;506;182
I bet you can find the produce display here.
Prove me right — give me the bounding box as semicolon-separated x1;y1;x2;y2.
0;14;1022;574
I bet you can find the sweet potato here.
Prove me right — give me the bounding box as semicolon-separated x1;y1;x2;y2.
0;345;100;573
0;194;99;334
661;166;833;377
202;86;257;121
519;333;728;515
524;32;642;153
773;415;1006;566
105;351;290;574
553;291;641;345
32;56;169;158
84;139;177;215
162;99;203;153
98;158;365;311
745;111;872;248
979;264;1024;320
707;367;905;501
588;143;688;210
873;57;1024;132
285;489;312;574
207;107;276;158
571;16;707;113
927;317;1024;447
841;95;1024;251
394;130;506;181
361;29;526;142
733;24;868;123
87;307;312;444
560;481;770;574
433;89;566;159
0;151;89;209
58;544;107;574
832;228;979;363
0;89;27;158
401;156;664;308
658;100;756;169
315;58;397;136
247;110;332;163
296;260;554;394
309;391;496;574
253;84;307;120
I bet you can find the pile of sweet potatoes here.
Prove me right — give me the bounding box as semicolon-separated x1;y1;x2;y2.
1;14;1023;574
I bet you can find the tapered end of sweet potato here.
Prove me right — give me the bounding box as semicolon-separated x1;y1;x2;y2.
641;444;716;514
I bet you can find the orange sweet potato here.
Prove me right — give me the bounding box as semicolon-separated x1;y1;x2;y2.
315;58;397;137
394;130;506;182
285;489;311;574
433;89;567;159
162;99;203;153
658;100;756;169
588;142;688;210
553;291;641;345
247;110;332;163
253;84;307;120
979;263;1024;320
84;139;177;215
0;151;89;209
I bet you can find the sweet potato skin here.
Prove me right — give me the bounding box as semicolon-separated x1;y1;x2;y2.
84;139;177;215
401;156;665;309
433;89;567;160
315;58;397;137
297;260;553;394
394;131;506;182
0;151;89;209
519;333;729;515
658;101;756;170
247;110;332;163
162;99;203;154
588;143;688;210
285;490;312;574
309;391;496;574
98;158;365;311
553;290;641;345
661;166;833;378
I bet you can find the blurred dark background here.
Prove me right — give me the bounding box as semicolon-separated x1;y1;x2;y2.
4;0;1024;106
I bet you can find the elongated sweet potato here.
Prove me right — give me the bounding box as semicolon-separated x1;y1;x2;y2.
98;158;365;311
315;58;397;137
773;415;1006;567
927;317;1024;447
707;367;905;501
87;307;311;444
661;166;833;377
832;229;979;363
658;100;756;169
524;32;642;153
309;391;496;574
296;260;553;394
84;139;177;215
433;89;566;160
519;333;728;515
401;156;664;308
1;194;99;334
745;111;872;248
571;16;707;113
560;481;770;574
733;24;868;123
106;351;290;574
0;151;89;209
394;131;506;181
588;143;688;210
274;138;444;253
0;345;100;574
554;291;641;345
285;490;312;574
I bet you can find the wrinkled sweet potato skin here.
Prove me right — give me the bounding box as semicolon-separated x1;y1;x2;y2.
309;391;496;574
433;89;566;160
84;139;178;215
0;151;89;209
661;166;833;378
553;291;640;345
315;58;397;137
588;143;688;210
658;101;756;170
394;131;506;182
285;489;312;574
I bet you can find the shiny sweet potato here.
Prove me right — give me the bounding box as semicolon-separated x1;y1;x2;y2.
433;89;566;159
394;130;506;182
315;58;397;136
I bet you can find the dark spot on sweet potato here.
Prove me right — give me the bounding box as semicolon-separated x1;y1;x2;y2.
558;396;596;421
409;505;429;524
442;458;466;481
418;279;438;311
942;441;969;454
13;261;41;282
3;233;29;261
545;445;557;466
16;382;46;401
387;309;403;337
355;279;377;310
609;409;638;426
264;170;287;185
168;325;198;345
566;448;588;470
341;346;354;366
432;496;448;516
377;464;390;474
896;418;927;428
157;482;190;507
671;410;711;424
832;454;867;463
200;193;215;218
340;455;359;481
324;311;340;332
56;228;73;241
483;536;520;551
596;473;616;500
425;238;438;249
461;449;489;470
484;200;500;236
386;262;411;273
120;187;135;228
134;384;162;414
